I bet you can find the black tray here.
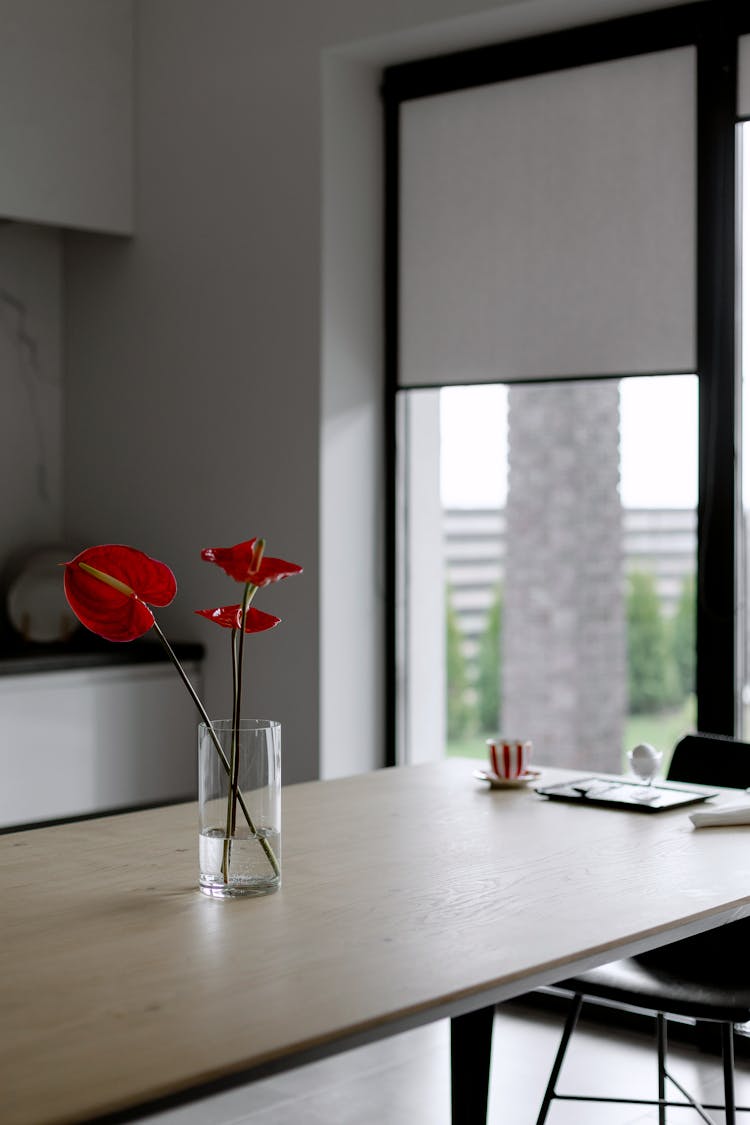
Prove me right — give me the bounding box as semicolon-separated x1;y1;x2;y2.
536;775;718;813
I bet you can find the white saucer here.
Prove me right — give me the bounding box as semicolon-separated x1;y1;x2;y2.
473;768;541;789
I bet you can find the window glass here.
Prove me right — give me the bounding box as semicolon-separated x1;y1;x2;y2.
398;376;698;772
741;123;750;738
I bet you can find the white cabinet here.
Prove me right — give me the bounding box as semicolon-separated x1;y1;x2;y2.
0;663;201;828
0;0;133;233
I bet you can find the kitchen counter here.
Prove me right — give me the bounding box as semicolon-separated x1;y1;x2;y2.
0;633;203;676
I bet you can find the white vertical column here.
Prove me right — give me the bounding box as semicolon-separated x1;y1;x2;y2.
399;390;445;764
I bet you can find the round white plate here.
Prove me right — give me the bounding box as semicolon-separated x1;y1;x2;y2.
473;768;541;789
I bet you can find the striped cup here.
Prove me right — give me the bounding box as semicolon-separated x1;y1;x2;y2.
486;738;533;780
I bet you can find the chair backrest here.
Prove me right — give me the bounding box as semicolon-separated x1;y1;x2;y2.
639;731;750;974
668;732;750;790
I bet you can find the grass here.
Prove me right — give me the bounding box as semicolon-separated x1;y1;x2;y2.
624;696;696;762
446;695;697;775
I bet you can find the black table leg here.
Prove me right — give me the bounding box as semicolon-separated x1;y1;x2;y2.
451;1005;495;1125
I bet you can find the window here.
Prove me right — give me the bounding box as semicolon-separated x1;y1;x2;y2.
399;377;697;771
385;4;744;767
741;121;750;738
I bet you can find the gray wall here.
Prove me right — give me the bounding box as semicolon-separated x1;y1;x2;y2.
62;0;688;783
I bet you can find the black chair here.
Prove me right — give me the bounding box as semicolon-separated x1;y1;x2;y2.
536;732;750;1124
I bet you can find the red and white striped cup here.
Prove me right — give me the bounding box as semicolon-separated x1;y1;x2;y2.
486;738;533;780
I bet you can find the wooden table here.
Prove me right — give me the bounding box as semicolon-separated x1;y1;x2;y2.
3;760;750;1125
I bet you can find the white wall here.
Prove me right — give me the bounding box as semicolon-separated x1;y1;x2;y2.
62;0;691;784
321;55;386;778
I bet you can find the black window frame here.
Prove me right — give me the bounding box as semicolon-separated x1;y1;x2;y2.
382;1;749;767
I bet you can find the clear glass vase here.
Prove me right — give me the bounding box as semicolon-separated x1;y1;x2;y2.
198;719;281;898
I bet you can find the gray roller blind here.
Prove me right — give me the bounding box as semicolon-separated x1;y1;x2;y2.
400;47;696;387
740;35;750;119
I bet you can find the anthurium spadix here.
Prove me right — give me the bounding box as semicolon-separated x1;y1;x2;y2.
64;544;177;642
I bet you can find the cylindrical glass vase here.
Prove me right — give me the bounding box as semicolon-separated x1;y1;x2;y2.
198;719;281;898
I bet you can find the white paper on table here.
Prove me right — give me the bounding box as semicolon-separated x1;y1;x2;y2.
690;803;750;828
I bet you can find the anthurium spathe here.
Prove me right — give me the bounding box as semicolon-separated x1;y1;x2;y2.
64;544;177;642
201;538;302;586
195;605;280;632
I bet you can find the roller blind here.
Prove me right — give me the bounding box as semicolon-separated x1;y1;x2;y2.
400;47;696;387
739;35;750;119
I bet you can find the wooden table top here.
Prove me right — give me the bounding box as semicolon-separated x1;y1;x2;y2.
3;760;750;1125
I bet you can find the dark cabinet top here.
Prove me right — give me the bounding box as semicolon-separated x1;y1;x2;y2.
0;634;204;676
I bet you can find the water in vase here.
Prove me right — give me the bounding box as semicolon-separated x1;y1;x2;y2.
199;826;281;898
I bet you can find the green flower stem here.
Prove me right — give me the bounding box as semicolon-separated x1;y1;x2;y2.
227;582;257;841
222;626;240;883
223;581;258;881
151;620;280;879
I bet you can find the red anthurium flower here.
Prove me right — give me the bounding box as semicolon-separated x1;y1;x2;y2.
195;605;281;632
201;538;302;587
64;544;176;643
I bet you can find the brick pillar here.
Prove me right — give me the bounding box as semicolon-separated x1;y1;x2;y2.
502;382;625;770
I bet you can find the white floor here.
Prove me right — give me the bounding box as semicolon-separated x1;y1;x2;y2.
143;1002;750;1124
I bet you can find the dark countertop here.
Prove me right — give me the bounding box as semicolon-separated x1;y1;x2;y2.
0;633;204;676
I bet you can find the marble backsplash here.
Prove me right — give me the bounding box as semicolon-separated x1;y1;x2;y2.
0;221;64;633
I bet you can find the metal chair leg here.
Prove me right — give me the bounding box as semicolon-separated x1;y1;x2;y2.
722;1022;736;1125
533;1001;746;1123
535;993;583;1125
657;1012;667;1125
